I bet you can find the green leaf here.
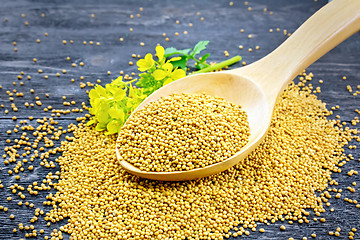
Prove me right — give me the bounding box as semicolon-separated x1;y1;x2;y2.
200;53;210;63
164;47;191;58
196;62;209;70
170;56;188;71
190;41;209;57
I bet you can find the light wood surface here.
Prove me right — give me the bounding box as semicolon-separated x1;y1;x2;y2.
117;0;360;181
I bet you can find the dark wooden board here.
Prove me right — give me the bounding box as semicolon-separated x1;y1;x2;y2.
0;0;359;239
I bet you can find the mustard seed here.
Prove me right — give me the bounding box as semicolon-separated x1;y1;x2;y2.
118;93;249;172
41;76;356;239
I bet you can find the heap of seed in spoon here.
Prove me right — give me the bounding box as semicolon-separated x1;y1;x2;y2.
117;92;250;172
43;77;356;239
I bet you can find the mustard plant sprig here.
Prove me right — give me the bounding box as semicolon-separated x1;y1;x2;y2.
87;42;241;135
87;45;186;135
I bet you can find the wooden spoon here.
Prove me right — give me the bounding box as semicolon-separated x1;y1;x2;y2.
117;0;360;181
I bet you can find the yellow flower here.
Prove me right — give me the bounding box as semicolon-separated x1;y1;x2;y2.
168;56;181;62
153;69;166;80
156;45;165;64
171;68;186;80
162;62;173;72
137;53;155;71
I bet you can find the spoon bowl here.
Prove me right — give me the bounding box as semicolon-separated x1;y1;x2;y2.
117;0;360;181
117;72;270;181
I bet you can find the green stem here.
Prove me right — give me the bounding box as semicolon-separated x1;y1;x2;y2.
193;55;242;74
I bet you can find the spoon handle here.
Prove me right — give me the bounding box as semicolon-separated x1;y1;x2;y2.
233;0;360;106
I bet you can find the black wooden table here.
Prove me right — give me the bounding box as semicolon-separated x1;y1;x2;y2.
0;0;359;239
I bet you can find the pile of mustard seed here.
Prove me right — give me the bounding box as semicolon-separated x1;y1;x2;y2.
117;93;250;172
44;77;357;239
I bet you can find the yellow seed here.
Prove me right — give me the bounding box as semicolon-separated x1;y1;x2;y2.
118;93;249;172
33;72;357;239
